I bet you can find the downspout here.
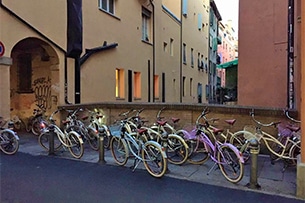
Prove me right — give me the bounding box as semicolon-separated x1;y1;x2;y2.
180;0;183;103
287;0;295;109
150;0;155;103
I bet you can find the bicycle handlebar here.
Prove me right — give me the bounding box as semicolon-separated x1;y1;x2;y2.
284;108;301;123
250;110;280;127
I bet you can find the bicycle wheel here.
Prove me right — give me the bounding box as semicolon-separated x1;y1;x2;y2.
142;141;167;178
217;144;244;183
230;131;253;163
67;132;84;159
286;140;301;166
0;130;19;155
87;127;99;151
26;117;33;133
110;136;128;166
32;120;47;136
166;134;189;165
38;132;62;151
186;139;209;165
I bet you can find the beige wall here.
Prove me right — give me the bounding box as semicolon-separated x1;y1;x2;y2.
0;0;213;119
181;0;210;103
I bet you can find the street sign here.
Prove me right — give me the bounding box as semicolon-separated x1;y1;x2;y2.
0;41;5;57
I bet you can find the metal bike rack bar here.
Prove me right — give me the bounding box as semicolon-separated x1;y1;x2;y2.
98;134;106;164
246;139;261;189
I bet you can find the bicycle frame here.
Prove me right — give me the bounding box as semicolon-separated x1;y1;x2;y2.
185;128;244;164
256;128;300;160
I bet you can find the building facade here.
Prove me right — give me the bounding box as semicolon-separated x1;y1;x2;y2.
238;0;301;109
217;20;237;87
208;0;222;103
0;0;215;120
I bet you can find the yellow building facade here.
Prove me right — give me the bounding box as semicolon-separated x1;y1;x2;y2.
0;0;210;120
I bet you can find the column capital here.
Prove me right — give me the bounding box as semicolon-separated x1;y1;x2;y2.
0;56;12;66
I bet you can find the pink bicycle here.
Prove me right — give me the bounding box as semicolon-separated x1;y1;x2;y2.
183;110;245;183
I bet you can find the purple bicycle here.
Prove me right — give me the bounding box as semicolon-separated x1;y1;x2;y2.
183;110;245;183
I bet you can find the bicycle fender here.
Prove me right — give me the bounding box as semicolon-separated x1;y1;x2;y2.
145;140;167;158
1;129;19;140
222;142;245;164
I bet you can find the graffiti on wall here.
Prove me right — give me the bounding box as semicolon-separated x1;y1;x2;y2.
33;77;52;110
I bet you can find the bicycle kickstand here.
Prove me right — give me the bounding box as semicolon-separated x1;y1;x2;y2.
207;162;219;175
132;158;141;172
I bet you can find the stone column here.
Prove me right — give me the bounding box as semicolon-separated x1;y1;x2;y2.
0;56;12;120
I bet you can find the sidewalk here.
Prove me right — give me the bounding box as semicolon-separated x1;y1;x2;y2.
16;132;299;199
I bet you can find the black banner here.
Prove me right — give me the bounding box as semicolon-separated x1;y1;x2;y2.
67;0;83;58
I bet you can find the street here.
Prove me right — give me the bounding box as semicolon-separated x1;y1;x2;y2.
0;153;303;203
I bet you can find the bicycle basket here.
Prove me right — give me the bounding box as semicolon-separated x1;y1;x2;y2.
109;124;123;137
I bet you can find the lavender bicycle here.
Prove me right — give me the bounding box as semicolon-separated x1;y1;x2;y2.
183;110;245;183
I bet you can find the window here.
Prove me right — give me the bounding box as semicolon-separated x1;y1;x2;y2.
183;43;186;64
163;42;168;52
154;75;159;99
134;72;141;99
191;48;194;67
115;68;125;98
197;53;201;68
190;78;193;96
183;76;186;97
99;0;115;15
170;38;174;56
17;54;33;93
142;7;151;42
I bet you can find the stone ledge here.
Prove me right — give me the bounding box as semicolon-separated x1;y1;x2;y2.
0;56;12;66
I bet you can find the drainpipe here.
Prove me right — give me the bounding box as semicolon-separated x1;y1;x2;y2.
287;0;294;109
180;0;183;103
150;0;155;103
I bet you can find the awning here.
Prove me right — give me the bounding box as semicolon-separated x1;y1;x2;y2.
217;58;238;69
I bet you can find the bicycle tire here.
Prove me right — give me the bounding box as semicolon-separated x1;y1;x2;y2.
230;131;253;163
26;117;34;133
87;127;99;151
67;132;84;159
217;144;244;183
142;141;167;178
32;120;47;136
110;136;128;166
166;134;189;165
13;119;26;132
287;140;301;166
186;139;209;165
0;130;19;155
38;132;62;151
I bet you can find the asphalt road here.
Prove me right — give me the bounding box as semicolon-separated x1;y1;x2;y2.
0;153;303;203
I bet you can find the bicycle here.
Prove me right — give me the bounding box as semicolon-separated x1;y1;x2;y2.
109;119;167;178
183;110;245;183
230;110;301;170
26;104;48;136
145;108;189;165
38;109;85;159
0;117;19;155
86;109;111;149
62;108;100;151
194;107;254;162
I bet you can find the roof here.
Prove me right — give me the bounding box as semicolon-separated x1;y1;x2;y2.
217;58;238;69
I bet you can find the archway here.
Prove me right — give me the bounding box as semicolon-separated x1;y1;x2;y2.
10;37;59;128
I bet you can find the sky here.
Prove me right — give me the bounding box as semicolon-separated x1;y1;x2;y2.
214;0;239;32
